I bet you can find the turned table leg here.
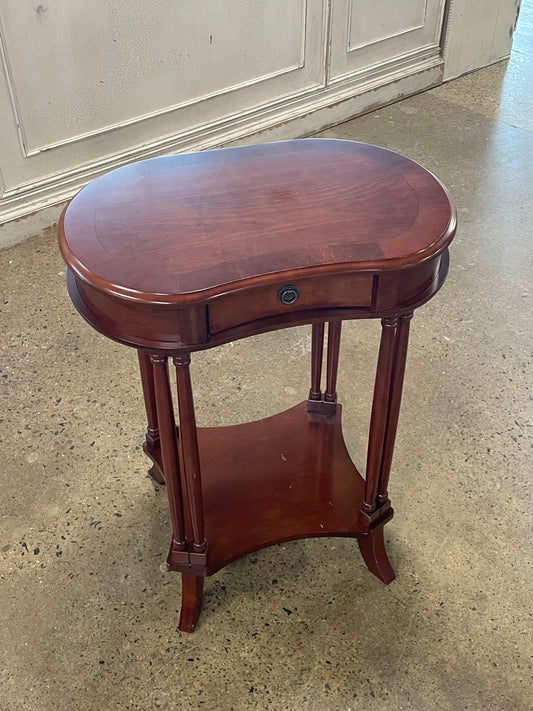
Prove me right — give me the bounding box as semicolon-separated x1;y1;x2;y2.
359;313;412;583
173;354;207;631
150;355;187;550
173;354;207;554
152;354;204;632
325;321;342;405
138;350;165;484
308;321;341;415
377;314;412;504
308;322;325;404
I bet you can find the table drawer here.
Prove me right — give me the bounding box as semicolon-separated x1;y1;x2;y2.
208;273;373;333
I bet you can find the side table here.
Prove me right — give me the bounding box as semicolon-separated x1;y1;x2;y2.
58;139;456;632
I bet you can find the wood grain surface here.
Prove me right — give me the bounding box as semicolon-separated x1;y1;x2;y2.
59;139;455;304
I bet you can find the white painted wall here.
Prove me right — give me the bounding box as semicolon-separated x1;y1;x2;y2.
0;1;452;241
444;0;522;79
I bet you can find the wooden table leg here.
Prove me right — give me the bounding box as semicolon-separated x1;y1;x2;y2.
363;316;400;513
150;355;187;550
357;523;395;584
325;321;342;406
173;354;207;631
378;313;412;504
358;314;411;584
138;350;165;484
308;322;325;406
173;354;207;553
308;321;341;416
178;573;205;633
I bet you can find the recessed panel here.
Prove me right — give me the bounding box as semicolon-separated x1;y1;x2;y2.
348;0;428;51
328;0;445;83
0;0;308;153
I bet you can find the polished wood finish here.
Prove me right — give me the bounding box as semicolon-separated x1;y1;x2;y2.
308;322;325;403
357;524;396;585
146;402;393;575
173;354;207;555
150;355;186;550
325;321;342;404
377;314;412;504
363;317;404;513
59;139;455;352
58;139;456;632
137;350;165;485
179;573;204;634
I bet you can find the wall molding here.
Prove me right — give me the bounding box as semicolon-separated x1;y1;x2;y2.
329;41;440;86
0;14;26;160
24;61;307;156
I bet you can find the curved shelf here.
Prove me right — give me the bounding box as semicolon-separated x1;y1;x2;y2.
159;401;392;576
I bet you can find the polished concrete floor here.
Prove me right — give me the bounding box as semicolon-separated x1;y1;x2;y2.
1;10;532;711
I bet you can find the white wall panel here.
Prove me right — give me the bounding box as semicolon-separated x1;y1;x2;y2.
348;0;428;51
329;0;446;83
1;0;310;154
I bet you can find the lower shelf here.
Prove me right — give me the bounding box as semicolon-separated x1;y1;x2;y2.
156;401;392;575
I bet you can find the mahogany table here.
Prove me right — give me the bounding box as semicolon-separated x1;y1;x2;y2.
58;139;456;632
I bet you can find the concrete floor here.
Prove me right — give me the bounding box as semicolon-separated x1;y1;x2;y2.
1;8;532;711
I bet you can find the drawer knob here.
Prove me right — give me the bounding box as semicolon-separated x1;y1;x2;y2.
277;285;300;305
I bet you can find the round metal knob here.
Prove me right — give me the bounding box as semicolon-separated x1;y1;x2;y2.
277;285;300;305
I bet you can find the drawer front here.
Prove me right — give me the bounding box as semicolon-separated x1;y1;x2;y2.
208;273;373;333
